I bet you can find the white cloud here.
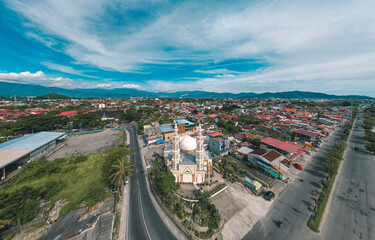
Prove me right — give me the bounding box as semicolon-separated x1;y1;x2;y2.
4;0;375;95
41;61;97;78
194;69;239;75
95;83;112;88
0;71;74;87
119;84;144;90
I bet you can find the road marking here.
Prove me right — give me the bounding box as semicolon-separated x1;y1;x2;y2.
138;185;152;240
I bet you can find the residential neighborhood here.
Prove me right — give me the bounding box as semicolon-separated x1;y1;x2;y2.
0;94;374;240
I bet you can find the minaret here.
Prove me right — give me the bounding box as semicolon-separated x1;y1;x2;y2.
196;124;204;170
172;121;180;170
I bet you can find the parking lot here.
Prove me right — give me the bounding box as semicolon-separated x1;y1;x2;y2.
212;182;273;240
47;129;122;160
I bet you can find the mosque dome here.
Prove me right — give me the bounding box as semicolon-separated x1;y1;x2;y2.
179;136;197;152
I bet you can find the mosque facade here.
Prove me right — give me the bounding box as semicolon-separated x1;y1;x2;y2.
164;123;213;183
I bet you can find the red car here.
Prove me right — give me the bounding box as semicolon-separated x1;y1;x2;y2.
295;163;303;170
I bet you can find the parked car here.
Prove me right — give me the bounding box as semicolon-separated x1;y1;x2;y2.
264;191;275;201
313;142;321;148
295;163;303;170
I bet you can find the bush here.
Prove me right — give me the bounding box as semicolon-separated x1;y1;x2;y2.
59;201;80;217
5;233;15;240
0;186;44;225
85;183;106;206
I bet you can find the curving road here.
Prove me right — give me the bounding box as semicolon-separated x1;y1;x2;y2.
126;125;178;240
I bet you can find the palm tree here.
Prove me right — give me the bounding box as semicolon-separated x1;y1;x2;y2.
109;157;134;192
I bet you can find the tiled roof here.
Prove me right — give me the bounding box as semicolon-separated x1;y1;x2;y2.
250;148;267;156
209;132;222;137
57;110;77;116
296;129;319;138
262;150;281;162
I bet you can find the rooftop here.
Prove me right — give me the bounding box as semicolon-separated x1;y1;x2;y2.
0;131;65;168
209;132;222;138
263;150;281;162
261;137;303;154
160;124;174;133
175;119;194;125
0;131;66;151
250;148;267;156
57;110;77;116
296;129;319;138
237;147;253;155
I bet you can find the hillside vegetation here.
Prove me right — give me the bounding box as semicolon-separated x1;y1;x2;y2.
0;131;131;230
35;93;72;100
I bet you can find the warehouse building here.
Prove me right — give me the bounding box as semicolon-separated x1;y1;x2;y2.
0;131;66;179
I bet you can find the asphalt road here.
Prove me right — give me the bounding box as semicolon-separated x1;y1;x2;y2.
320;113;375;240
126;125;178;240
243;123;347;240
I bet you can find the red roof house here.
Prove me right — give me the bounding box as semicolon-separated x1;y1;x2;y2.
57;110;78;116
209;132;223;138
260;137;303;155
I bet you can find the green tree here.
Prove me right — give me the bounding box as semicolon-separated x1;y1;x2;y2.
160;172;177;194
109;157;134;189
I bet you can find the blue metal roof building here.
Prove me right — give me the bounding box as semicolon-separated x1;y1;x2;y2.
0;131;65;179
0;132;65;151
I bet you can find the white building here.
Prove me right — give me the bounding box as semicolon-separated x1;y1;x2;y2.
164;123;212;183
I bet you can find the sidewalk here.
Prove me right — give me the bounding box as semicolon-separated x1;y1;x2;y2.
118;183;130;240
118;129;131;240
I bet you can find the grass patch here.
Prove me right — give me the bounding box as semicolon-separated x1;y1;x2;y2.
4;233;15;240
0;154;107;225
112;210;121;239
0;130;129;229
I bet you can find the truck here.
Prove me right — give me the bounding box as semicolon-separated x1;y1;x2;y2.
156;139;165;145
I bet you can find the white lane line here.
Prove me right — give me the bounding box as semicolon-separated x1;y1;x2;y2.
138;185;152;240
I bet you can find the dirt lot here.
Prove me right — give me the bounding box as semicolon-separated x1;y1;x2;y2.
142;143;166;166
47;129;123;160
212;182;273;240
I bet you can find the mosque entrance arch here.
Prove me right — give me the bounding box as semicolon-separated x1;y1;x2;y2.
197;174;203;183
182;168;193;183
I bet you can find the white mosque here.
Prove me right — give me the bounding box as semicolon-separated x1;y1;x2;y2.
164;123;213;183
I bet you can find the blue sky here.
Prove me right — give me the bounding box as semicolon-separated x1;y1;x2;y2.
1;0;375;96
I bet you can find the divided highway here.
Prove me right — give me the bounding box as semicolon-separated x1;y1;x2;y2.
126;125;178;240
320;113;375;240
243;121;346;240
244;113;375;240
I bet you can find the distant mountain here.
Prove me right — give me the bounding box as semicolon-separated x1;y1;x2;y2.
0;81;372;100
35;93;72;100
240;91;373;100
